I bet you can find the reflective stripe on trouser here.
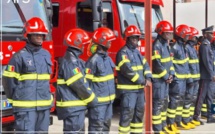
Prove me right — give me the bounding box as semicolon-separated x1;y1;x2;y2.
182;82;194;123
194;80;215;119
201;100;207;117
88;103;113;134
167;80;186;125
190;81;199;119
152;79;169;132
119;90;144;134
14;110;50;132
175;80;186;123
63;110;85;133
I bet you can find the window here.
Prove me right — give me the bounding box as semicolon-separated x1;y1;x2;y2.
52;3;59;27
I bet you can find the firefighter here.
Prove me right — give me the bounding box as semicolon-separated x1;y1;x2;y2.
116;25;152;134
56;28;98;133
152;21;175;134
201;31;215;120
193;25;215;124
167;24;192;131
2;17;53;132
85;27;116;133
184;27;201;126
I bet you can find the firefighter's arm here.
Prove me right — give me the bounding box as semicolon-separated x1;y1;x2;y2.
200;45;215;78
116;52;143;84
152;45;169;80
186;47;198;79
142;57;152;80
64;63;97;106
2;54;22;103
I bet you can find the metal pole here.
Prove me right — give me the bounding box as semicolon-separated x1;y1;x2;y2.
144;0;152;133
205;0;208;27
173;0;176;33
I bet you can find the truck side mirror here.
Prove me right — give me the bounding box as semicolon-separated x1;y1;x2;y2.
114;30;118;37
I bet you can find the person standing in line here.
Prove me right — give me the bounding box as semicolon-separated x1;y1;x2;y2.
152;20;175;134
2;17;53;133
193;25;215;124
85;27;116;134
116;25;152;134
56;28;98;133
184;27;201;126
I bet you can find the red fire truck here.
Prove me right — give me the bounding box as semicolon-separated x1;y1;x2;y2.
51;0;164;62
0;0;57;131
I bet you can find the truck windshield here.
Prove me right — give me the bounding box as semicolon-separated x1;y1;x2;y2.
118;2;162;35
1;0;49;33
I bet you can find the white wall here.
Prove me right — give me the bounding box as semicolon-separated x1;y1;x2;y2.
161;0;215;35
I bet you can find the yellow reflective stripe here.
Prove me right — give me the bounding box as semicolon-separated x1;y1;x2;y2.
161;57;171;63
13;96;53;107
183;109;190;113
83;93;96;104
118;59;130;68
214;61;215;65
131;73;139;82
201;108;207;112
189;59;199;64
119;126;130;132
19;74;50;81
131;66;143;71
170;66;174;71
119;133;129;134
202;104;207;107
175;73;190;79
98;94;115;103
177;106;183;110
152;114;161;120
144;70;152;75
92;74;114;82
3;71;20;79
152;120;162;124
161;116;167;121
66;73;83;85
152;55;161;60
57;79;66;84
182;114;190;117
115;66;120;71
56;100;86;107
130;123;143;127
117;85;144;90
167;108;176;113
8;99;13;103
85;74;94;80
173;58;189;64
130;128;143;133
152;70;167;78
190;107;195;111
167;114;176;118
190;74;200;78
142;59;146;64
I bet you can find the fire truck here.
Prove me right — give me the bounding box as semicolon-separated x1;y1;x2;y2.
51;0;164;62
0;0;57;131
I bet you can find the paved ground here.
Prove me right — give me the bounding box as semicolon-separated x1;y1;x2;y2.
49;106;215;134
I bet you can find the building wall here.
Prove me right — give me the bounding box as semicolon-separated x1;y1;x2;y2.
161;0;215;35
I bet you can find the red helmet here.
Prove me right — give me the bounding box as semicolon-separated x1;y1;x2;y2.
92;27;116;48
64;28;90;51
124;25;141;39
175;24;191;38
189;27;199;40
24;17;48;38
155;20;173;35
212;31;215;42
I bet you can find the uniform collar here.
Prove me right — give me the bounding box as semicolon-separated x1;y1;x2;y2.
96;50;108;58
157;35;168;44
67;47;82;58
25;43;42;53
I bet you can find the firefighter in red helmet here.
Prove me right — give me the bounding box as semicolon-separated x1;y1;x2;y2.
152;20;175;134
3;17;53;132
116;25;152;134
56;28;98;133
85;27;116;133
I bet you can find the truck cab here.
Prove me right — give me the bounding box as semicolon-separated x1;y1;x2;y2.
0;0;56;130
51;0;163;62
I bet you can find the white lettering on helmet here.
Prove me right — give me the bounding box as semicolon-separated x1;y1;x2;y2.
67;32;72;42
128;28;134;33
30;22;39;29
93;31;98;39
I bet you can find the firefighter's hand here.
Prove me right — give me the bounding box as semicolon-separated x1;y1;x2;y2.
145;80;151;87
213;76;215;82
166;75;173;83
